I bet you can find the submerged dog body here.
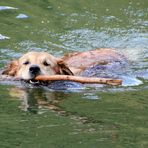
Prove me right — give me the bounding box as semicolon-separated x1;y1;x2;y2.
2;48;127;81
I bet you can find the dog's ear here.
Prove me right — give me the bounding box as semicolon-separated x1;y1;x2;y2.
2;60;19;76
57;60;74;75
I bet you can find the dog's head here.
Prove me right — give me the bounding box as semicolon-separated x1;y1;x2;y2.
2;52;73;80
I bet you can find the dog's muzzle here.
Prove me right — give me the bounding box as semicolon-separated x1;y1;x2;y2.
28;65;41;84
29;65;40;75
29;65;41;82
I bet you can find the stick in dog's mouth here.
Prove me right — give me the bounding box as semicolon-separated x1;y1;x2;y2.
0;74;122;86
35;75;122;86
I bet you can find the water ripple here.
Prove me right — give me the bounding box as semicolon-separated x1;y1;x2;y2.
0;34;10;40
59;28;148;52
0;6;18;11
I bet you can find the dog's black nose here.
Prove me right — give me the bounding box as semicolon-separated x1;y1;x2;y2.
29;65;40;75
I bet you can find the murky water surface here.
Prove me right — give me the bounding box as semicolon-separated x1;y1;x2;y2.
0;0;148;147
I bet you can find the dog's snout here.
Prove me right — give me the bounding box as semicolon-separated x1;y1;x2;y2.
29;65;40;74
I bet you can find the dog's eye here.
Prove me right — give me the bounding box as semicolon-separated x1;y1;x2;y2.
23;61;30;65
43;61;50;66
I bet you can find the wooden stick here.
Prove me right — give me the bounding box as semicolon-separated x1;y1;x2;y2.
0;74;122;85
35;75;122;86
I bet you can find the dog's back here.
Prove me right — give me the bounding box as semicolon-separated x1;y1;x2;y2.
63;48;128;76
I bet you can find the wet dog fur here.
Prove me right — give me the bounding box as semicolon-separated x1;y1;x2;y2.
2;48;127;81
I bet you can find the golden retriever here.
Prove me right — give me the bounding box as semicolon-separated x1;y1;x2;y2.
2;48;126;81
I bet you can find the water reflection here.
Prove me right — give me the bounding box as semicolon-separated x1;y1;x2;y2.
9;86;67;114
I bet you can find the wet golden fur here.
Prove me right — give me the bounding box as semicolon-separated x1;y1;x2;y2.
2;48;126;80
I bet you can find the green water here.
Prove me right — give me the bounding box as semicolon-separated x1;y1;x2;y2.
0;0;148;148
